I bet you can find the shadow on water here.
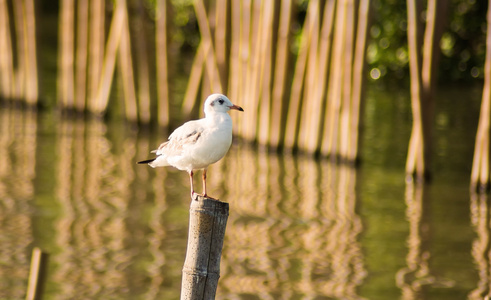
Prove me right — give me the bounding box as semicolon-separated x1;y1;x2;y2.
0;85;485;299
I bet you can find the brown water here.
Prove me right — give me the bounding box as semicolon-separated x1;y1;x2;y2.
0;85;487;299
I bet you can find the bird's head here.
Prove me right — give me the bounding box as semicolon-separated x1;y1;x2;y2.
204;94;244;115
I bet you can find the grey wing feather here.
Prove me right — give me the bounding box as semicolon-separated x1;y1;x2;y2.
152;120;205;155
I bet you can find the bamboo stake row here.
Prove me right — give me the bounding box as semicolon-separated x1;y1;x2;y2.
0;0;38;103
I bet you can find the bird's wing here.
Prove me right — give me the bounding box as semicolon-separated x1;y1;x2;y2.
151;120;205;156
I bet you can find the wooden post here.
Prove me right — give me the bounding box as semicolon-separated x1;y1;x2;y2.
180;195;229;300
25;247;49;300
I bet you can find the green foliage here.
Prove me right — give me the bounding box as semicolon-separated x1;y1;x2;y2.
367;0;487;84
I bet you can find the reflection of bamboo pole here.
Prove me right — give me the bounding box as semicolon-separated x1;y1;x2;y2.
156;0;170;127
75;0;89;111
0;0;14;98
58;0;75;108
471;0;491;190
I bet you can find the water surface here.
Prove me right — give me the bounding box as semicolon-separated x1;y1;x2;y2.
0;84;486;299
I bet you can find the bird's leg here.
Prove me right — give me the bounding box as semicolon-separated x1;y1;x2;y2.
189;170;195;199
202;169;207;197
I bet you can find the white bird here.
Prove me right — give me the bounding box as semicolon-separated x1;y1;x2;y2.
138;94;243;199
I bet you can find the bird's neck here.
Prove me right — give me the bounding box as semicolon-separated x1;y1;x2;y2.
205;112;231;126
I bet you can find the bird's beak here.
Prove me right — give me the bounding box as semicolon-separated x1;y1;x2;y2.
229;104;244;112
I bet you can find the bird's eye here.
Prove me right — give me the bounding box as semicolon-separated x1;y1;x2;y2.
218;99;224;105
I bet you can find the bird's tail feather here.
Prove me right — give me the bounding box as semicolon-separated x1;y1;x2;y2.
137;158;156;164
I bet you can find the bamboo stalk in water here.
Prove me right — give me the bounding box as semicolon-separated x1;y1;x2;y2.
322;0;347;157
58;0;75;108
194;0;222;93
12;0;26;99
269;0;292;149
0;0;14;98
134;0;151;124
96;0;125;114
227;0;241;123
471;0;491;190
405;0;425;179
215;0;228;91
88;0;105;113
284;8;313;150
348;0;371;162
75;0;89;111
338;0;355;160
23;0;38;104
298;0;321;153
257;0;274;145
182;43;205;116
304;0;335;154
156;0;170;127
118;4;138;122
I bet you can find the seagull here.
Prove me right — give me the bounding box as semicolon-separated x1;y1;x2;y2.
138;94;243;199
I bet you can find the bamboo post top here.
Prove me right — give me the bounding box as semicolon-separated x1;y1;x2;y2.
181;194;229;300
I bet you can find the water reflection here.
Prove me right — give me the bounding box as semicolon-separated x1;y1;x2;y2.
0;106;479;299
470;191;491;299
220;149;366;299
0;107;36;300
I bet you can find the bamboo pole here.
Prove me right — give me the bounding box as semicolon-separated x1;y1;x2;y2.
95;0;125;114
322;0;348;157
23;0;38;104
305;0;335;154
194;0;222;93
228;0;241;122
471;0;491;190
405;0;425;179
257;2;274;146
181;195;229;300
298;0;321;153
88;0;105;112
156;0;170;127
12;0;26;99
338;0;355;160
215;0;228;91
25;247;49;300
0;0;14;99
75;0;89;111
58;0;75;108
118;5;138;122
134;0;151;124
284;7;313;150
348;0;371;162
182;42;205;116
269;0;292;148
